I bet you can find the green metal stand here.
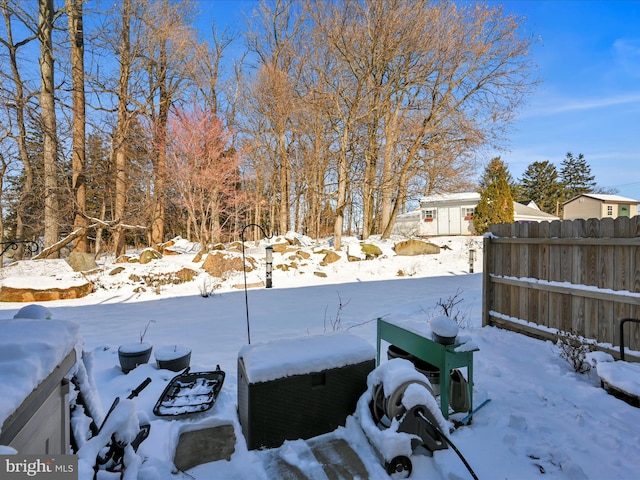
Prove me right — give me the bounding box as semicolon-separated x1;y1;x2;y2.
377;317;478;419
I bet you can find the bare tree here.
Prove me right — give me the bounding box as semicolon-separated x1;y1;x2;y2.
111;0;132;256
0;1;37;257
302;0;537;242
66;0;87;252
38;0;59;255
139;0;197;248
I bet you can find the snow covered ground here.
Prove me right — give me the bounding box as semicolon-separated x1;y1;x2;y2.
1;234;639;479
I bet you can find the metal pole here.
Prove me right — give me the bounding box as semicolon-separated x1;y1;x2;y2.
240;224;272;344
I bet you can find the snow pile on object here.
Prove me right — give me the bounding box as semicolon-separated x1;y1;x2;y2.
430;315;459;338
0;319;79;427
76;399;143;480
13;304;53;320
596;361;640;397
1;259;88;289
238;332;375;384
356;358;448;463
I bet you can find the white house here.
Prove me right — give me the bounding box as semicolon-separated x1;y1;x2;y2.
563;193;639;220
393;192;560;236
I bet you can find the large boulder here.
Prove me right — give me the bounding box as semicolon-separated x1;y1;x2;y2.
139;248;163;264
271;242;289;253
66;252;98;272
394;239;441;256
348;243;383;261
202;251;252;277
0;282;94;302
315;249;341;265
0;259;95;302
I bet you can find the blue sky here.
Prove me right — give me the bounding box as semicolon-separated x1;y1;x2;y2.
195;0;640;200
493;0;640;200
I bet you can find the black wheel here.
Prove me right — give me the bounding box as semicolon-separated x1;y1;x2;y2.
386;455;412;479
370;383;387;425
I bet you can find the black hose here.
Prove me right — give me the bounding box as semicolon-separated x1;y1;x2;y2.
417;410;479;480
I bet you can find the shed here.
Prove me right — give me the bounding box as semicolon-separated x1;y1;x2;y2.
393;193;480;237
393;192;559;236
563;194;639;220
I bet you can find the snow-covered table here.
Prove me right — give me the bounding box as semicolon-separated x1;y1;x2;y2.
376;316;478;419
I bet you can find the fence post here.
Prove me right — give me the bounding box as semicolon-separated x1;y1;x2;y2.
482;234;492;327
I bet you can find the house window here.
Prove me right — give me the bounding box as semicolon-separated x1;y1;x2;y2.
422;209;436;222
463;208;474;220
607;205;613;216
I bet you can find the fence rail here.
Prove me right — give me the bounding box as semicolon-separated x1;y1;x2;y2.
482;216;640;360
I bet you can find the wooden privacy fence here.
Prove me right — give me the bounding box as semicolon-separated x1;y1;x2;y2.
482;216;640;360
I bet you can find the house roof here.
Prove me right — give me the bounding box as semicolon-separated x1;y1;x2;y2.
513;202;559;221
563;193;640;205
420;192;480;204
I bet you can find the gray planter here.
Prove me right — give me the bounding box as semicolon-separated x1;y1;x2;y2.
118;342;153;373
155;345;191;372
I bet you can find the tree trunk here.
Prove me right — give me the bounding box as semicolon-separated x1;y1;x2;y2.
149;0;170;249
39;0;59;255
333;134;349;251
150;42;169;249
113;0;131;257
68;0;88;253
277;129;289;234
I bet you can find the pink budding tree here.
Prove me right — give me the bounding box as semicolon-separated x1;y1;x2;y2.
167;106;247;245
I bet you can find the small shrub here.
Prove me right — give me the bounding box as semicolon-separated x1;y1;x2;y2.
435;288;469;328
199;277;217;298
140;319;155;343
556;330;595;374
324;291;350;332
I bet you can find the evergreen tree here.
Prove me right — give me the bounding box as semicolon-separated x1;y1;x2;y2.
518;160;564;215
560;152;596;200
474;157;514;234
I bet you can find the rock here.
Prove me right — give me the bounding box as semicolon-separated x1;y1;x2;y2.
109;266;126;276
229;241;244;251
347;243;365;262
158;239;179;254
315;249;340;265
202;251;251;277
139;248;162;264
360;243;383;259
271;242;289;253
175;268;199;282
0;282;94;302
66;252;98;272
394;239;441;256
346;242;381;261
